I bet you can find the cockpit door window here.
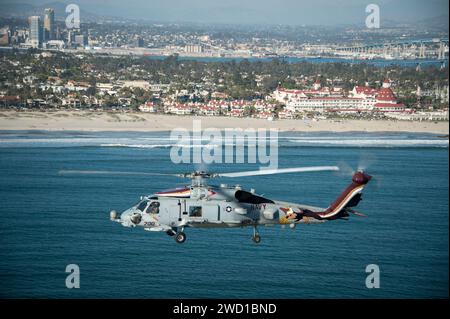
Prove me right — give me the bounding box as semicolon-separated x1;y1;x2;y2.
189;206;202;217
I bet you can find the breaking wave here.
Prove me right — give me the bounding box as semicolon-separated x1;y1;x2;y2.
0;131;447;148
100;143;218;149
287;138;448;148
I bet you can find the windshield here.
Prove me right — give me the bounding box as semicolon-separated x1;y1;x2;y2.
136;200;149;212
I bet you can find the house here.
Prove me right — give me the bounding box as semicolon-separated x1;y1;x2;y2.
278;109;294;119
256;111;273;119
198;105;220;116
121;80;150;90
229;109;244;117
167;104;193;115
139;102;157;113
0;95;21;107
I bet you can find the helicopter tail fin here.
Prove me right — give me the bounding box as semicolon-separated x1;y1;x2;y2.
316;171;371;220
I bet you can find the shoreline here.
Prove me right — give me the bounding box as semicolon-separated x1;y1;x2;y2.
0;111;448;134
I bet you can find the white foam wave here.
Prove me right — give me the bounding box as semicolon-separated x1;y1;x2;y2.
288;139;449;147
0;136;447;149
100;143;218;149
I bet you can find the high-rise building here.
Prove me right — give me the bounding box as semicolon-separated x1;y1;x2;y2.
29;16;42;47
68;30;73;44
43;8;55;41
135;36;144;48
0;27;10;46
55;26;61;40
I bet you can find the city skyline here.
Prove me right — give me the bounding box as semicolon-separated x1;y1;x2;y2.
0;2;448;118
0;0;448;26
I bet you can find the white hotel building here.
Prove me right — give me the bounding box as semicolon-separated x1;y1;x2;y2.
273;79;408;114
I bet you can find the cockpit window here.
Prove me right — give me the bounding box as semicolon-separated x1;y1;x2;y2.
234;190;274;204
146;201;160;214
136;201;148;212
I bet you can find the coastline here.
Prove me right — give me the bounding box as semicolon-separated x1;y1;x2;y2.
0;111;448;134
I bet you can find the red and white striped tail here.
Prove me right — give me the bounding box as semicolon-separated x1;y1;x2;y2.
317;171;371;219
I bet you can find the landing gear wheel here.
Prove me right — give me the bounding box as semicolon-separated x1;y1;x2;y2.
252;234;261;244
175;232;186;244
252;225;261;244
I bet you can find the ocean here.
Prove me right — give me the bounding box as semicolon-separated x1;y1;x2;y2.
0;130;448;298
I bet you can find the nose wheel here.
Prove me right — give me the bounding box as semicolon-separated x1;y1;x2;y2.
252;225;261;244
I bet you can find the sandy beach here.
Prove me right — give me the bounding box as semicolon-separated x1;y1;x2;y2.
0;111;448;134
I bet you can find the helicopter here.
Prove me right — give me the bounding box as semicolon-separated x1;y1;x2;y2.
61;166;371;244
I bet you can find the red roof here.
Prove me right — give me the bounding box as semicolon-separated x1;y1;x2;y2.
354;86;377;95
0;95;20;101
375;88;396;101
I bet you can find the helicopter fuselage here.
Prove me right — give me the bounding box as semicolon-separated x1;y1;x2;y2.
111;171;371;243
116;184;323;231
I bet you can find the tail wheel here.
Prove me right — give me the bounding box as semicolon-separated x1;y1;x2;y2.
175;232;186;244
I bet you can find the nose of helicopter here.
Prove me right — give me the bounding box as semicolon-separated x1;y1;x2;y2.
110;208;135;227
120;208;134;222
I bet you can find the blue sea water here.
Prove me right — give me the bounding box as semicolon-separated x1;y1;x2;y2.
0;130;448;298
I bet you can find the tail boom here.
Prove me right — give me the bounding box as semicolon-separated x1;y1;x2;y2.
317;171;371;220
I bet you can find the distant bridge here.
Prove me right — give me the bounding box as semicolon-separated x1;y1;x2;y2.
337;38;449;59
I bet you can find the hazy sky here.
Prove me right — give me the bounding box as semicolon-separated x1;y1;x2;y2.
6;0;450;25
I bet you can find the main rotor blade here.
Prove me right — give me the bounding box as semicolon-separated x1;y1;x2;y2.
217;166;339;178
357;153;376;171
58;170;178;177
337;161;355;177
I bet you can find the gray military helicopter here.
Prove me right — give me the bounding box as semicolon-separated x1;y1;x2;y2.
61;166;371;244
